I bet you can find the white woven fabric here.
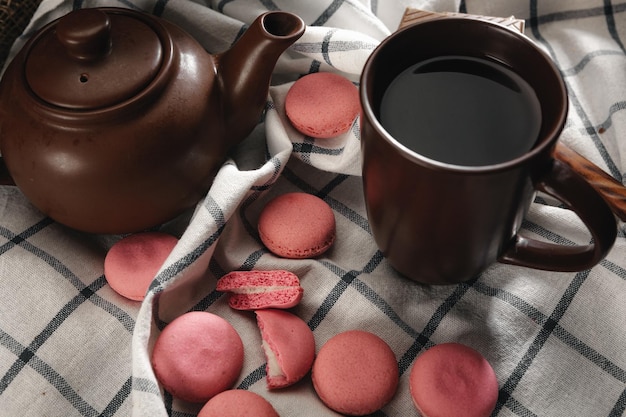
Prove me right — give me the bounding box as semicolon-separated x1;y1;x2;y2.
0;1;625;416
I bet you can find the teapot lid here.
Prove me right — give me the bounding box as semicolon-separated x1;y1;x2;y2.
24;8;164;110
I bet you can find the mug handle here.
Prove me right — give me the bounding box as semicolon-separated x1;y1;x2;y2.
499;158;617;271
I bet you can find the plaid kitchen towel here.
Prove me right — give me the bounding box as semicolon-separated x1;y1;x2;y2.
1;0;625;416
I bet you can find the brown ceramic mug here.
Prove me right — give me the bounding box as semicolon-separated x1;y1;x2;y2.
359;17;617;285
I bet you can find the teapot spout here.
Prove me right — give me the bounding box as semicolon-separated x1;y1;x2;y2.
217;11;305;143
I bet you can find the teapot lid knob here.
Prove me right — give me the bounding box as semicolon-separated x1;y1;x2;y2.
23;8;167;110
56;8;112;61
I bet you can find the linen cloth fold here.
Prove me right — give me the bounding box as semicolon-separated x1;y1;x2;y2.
0;1;625;416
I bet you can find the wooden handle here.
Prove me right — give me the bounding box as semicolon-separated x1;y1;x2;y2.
553;142;626;221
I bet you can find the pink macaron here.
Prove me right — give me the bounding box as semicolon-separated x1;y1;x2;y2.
151;311;244;403
258;192;336;259
197;390;279;417
104;231;178;301
285;72;360;138
409;343;499;417
312;330;399;416
256;309;315;389
217;270;303;310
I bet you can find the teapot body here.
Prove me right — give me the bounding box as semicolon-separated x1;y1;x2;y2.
0;14;224;233
0;8;305;233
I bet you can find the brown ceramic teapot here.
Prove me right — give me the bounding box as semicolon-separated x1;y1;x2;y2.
0;7;305;234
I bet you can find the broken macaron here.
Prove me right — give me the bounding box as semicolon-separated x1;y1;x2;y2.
217;270;304;310
255;309;315;389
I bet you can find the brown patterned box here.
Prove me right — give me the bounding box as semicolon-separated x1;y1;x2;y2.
399;8;525;33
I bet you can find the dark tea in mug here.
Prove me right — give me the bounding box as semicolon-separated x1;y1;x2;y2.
379;55;542;166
